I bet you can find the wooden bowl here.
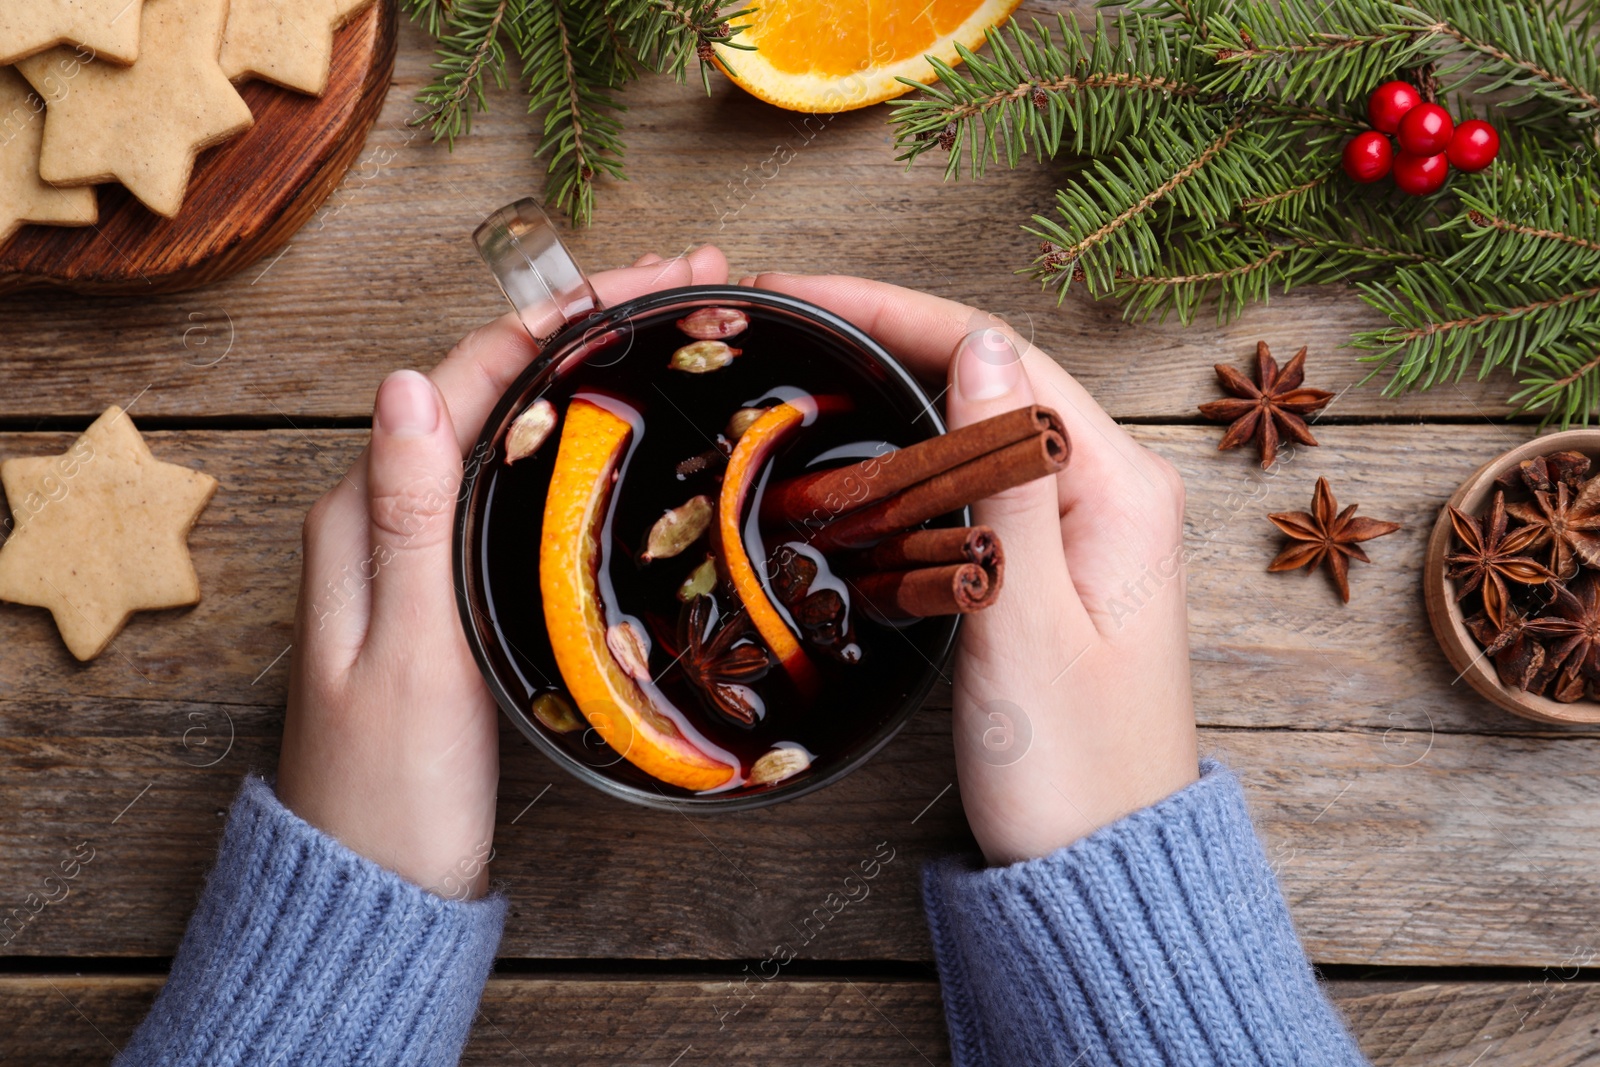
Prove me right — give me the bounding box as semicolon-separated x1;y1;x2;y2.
1424;429;1600;725
0;0;396;295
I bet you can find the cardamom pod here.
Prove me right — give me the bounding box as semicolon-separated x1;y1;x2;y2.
642;495;713;562
750;745;813;786
505;399;558;464
670;340;741;374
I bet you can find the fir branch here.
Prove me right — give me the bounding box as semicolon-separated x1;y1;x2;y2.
1028;107;1258;295
413;0;513;146
1241;175;1330;211
1198;0;1439;99
1417;0;1600;116
1511;327;1600;423
1202;0;1600;119
1468;208;1600;253
890;12;1208;177
1356;264;1600;391
611;0;754;91
1381;282;1600;341
1436;154;1600;284
514;0;627;225
405;0;454;36
408;0;750;223
1113;237;1303;323
886;0;1600;417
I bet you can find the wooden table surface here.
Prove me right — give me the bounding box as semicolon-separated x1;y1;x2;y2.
5;5;1600;1064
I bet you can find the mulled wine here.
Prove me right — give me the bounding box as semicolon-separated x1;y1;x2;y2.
459;290;964;805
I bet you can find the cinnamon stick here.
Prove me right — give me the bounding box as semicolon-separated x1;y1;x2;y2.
853;563;996;619
844;525;1001;572
798;430;1068;552
760;406;1066;528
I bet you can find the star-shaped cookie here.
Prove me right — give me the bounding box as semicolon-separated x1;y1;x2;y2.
1;66;97;245
16;0;253;218
0;406;218;661
0;0;146;66
220;0;368;96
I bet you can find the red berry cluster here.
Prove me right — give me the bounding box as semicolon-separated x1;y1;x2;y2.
1340;81;1500;195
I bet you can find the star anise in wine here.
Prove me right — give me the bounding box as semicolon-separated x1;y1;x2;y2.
1445;490;1554;629
1502;475;1600;579
1267;477;1401;602
678;596;771;724
1198;341;1334;469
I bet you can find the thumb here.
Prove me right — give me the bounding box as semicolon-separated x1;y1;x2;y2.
946;329;1094;657
364;369;465;652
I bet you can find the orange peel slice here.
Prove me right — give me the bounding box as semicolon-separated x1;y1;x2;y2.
717;402;820;695
540;397;737;792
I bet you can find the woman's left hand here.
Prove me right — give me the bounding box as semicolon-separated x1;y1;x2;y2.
276;247;730;899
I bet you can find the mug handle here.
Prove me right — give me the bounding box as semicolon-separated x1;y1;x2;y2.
473;198;602;347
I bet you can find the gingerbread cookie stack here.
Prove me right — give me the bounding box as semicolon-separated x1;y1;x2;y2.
0;0;374;239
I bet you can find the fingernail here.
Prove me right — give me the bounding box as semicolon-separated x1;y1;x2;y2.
736;275;757;287
376;370;439;438
955;328;1022;401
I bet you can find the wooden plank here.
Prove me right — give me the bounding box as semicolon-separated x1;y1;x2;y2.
0;423;1570;736
5;976;1600;1066
10;709;1598;967
8;426;1600;965
0;11;1518;422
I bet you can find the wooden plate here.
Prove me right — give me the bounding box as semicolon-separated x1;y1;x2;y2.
1423;429;1600;725
0;0;397;295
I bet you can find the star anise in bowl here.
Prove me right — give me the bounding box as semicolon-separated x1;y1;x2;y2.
1426;434;1600;724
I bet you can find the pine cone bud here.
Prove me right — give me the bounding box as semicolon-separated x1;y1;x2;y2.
1467;209;1490;227
697;41;717;62
1030;85;1048;110
1038;243;1076;275
936;122;958;152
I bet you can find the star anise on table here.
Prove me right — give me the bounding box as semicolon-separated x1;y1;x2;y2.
1501;475;1600;579
1198;341;1335;469
677;596;771;725
1267;477;1402;602
1444;490;1555;629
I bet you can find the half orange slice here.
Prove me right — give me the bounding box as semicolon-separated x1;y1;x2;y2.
715;0;1022;112
717;402;820;696
540;397;737;792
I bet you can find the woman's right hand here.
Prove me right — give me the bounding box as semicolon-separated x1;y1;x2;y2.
746;274;1200;867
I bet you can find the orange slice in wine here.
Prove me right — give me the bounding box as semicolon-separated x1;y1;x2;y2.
717;402;820;695
540;397;737;792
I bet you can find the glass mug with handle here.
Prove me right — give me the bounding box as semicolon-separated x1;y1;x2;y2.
455;198;969;811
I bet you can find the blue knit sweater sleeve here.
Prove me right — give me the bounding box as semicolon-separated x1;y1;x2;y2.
922;762;1368;1066
115;776;506;1067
